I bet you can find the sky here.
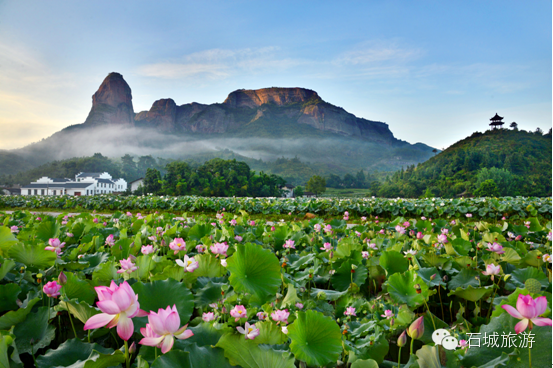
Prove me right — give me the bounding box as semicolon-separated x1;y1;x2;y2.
0;0;551;151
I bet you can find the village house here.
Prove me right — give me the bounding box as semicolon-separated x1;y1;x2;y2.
20;172;127;196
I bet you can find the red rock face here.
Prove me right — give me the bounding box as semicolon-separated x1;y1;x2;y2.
83;73;134;126
223;88;319;108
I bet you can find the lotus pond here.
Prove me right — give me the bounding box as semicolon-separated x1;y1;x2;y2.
0;209;551;367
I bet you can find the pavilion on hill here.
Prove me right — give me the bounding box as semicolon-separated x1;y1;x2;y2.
489;113;504;129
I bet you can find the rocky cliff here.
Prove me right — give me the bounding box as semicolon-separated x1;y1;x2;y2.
83;72;134;126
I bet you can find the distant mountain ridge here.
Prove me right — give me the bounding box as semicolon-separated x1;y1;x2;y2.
2;72;436;182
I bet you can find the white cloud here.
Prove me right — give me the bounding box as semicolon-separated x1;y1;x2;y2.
137;46;305;80
333;41;422;66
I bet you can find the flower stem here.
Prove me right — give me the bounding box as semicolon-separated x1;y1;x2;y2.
486;279;498;323
410;336;415;355
124;340;130;368
68;310;78;338
437;286;445;321
424;299;436;330
397;346;402;368
528;343;532;368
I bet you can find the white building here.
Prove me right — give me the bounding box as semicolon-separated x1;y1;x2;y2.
20;172;127;196
129;178;144;193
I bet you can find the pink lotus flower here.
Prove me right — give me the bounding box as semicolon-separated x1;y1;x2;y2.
416;232;424;239
66;232;74;237
361;216;367;221
381;309;393;319
139;305;194;353
271;309;290;324
257;311;267;320
105;234;115;247
320;242;332;252
543;254;552;263
441;228;449;234
420;216;426;220
117;257;138;274
295;302;304;309
84;280;147;341
169;238;186;254
284;240;296;249
237;322;259;340
486;242;505;254
271;226;275;231
220;259;227;267
210;242;229;257
45;238;65;255
176;255;199;273
403;221;410;228
404;249;417;257
10;226;19;233
368;243;378;250
43;281;62;298
229;219;237;226
314;224;321;232
547;232;552;241
458;339;468;348
249;221;256;226
466;213;472;218
437;234;448;244
451;220;456;225
126;212;132;217
36;217;41;221
196;244;207;253
234;235;243;242
407;316;425;339
141;245;154;255
379;229;385;234
202;312;216;322
230;305;247;321
362;251;370;259
93;218;99;224
501;294;552;334
103;222;107;227
344;307;356;316
482;263;501;280
324;224;332;233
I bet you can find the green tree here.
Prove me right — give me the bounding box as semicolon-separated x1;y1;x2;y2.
143;168;162;194
306;175;326;196
474;179;499;197
294;185;304;197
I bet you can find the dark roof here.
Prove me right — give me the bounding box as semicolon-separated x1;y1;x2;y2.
76;172;102;178
50;178;71;182
22;183;95;189
129;178;144;184
97;178;115;184
490;113;503;121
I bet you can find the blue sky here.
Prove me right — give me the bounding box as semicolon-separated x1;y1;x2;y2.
0;0;550;150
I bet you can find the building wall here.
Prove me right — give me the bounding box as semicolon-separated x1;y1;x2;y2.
131;179;144;192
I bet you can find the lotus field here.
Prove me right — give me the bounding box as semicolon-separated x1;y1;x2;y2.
0;207;551;367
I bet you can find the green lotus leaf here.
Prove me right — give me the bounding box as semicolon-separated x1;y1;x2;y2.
463;312;552;368
188;224;214;241
288;310;342;367
501;247;522;264
216;333;296;368
0;227;18;256
0;258;15;280
415;345;442;368
56;299;100;324
0;297;39;330
227;243;281;301
379;250;409;276
64;272;96;305
91;261;119;286
505;267;548;291
151;350;192;368
309;288;349;301
351;359;379;368
448;268;480;290
35;221;60;242
255;320;288;345
0;284;20;313
386;270;430;308
83;350;125;368
14;306;56;355
447;285;493;302
417;267;445;287
348;335;389;363
36;338;113;368
8;242;57;270
132;278;194;330
194;278;226;307
331;259;368;292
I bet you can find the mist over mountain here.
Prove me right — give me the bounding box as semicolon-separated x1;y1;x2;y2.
3;72;435;182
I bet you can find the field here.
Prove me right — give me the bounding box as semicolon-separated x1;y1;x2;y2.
0;197;551;367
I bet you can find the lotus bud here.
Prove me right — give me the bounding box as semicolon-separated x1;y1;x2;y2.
390;317;395;326
329;251;334;259
351;264;358;270
317;291;327;300
128;342;136;354
430;273;436;281
57;272;67;286
443;275;448;282
515;235;522;241
407;316;425;340
397;330;407;347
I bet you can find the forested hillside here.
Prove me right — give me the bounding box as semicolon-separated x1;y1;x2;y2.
377;129;552;198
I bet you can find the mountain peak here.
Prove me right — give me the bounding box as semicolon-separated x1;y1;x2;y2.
223;87;321;108
84;72;134;126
